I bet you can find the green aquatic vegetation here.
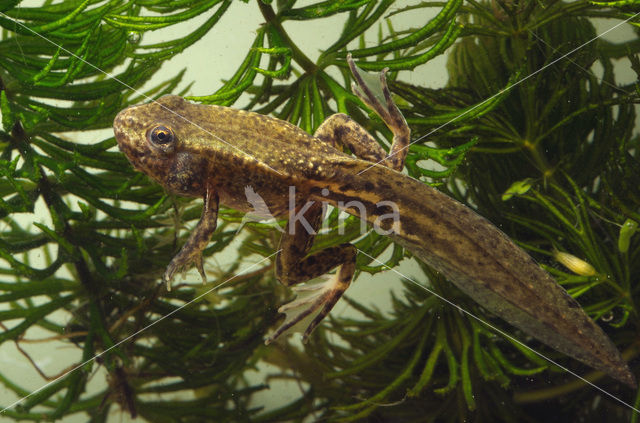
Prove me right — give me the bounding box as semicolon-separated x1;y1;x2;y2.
0;0;638;421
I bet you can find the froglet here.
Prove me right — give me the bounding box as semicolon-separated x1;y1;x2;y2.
113;55;635;387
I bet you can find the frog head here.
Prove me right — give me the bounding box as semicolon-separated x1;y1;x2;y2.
113;95;209;197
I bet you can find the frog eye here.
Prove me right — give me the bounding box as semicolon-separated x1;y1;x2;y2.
147;125;175;146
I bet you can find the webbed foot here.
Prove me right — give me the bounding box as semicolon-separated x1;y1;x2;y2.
265;273;349;345
347;53;410;170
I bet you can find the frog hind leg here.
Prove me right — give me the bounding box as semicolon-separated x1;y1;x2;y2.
266;200;357;344
314;113;391;164
313;56;409;170
266;56;410;343
346;53;411;171
162;186;219;290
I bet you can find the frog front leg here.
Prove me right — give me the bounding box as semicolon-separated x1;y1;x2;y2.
163;185;219;290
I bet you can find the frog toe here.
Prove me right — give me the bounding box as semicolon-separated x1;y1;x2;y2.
193;254;207;284
162;251;207;291
162;265;177;291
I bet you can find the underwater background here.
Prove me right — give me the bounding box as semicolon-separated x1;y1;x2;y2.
0;0;639;421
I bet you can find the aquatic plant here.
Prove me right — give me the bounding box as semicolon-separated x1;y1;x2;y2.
0;1;638;421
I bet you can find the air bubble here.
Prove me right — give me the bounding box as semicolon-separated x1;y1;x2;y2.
127;31;141;44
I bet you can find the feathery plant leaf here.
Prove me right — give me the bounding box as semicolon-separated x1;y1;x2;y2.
0;0;638;422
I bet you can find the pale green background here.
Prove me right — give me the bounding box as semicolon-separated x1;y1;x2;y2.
0;1;637;421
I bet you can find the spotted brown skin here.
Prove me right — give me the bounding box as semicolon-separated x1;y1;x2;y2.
113;56;635;387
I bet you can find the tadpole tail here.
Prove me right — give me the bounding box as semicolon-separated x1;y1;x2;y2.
315;159;636;387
